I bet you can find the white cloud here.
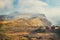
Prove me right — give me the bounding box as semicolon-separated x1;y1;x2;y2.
0;0;14;10
0;0;48;14
45;7;60;18
18;0;48;14
44;6;60;25
0;0;7;8
0;0;60;18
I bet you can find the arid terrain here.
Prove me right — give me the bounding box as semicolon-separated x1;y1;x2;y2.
0;14;60;40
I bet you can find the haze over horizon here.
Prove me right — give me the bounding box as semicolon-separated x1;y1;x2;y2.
0;0;60;25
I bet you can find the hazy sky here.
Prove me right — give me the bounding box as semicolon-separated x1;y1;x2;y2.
0;0;60;25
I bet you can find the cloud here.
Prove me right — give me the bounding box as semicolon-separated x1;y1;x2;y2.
45;7;60;18
44;6;60;25
0;0;48;14
40;0;60;25
0;0;15;15
18;0;48;14
0;0;7;8
0;0;14;10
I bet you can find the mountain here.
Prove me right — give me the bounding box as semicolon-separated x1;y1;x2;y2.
0;12;52;32
0;12;52;27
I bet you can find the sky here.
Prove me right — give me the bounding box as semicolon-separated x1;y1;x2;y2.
0;0;60;25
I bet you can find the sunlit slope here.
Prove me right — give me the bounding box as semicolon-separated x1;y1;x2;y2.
28;17;44;26
1;17;44;27
0;15;51;28
0;14;52;32
0;17;45;32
